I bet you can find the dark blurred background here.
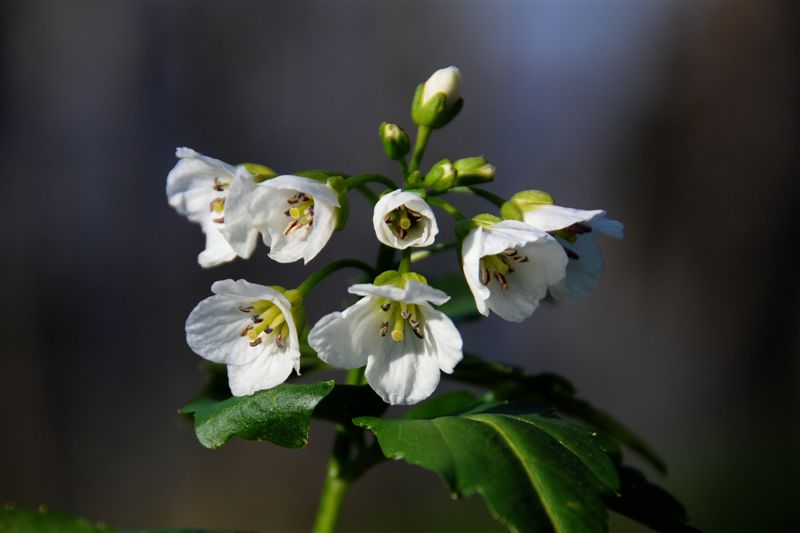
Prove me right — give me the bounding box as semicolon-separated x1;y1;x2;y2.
1;2;797;532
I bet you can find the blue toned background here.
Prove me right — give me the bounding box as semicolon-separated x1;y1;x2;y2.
1;2;797;532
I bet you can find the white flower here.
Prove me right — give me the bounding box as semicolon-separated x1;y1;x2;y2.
185;279;302;396
422;66;461;110
373;190;438;249
166;147;259;268
308;277;463;405
462;219;568;322
519;204;624;299
249;175;339;264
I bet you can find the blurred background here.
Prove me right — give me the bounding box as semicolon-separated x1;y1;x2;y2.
1;1;797;532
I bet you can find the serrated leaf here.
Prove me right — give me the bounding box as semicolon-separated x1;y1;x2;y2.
606;466;701;532
356;407;619;533
449;355;666;473
184;381;335;449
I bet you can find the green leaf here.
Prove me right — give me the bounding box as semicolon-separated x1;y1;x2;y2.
0;505;113;533
449;355;666;473
356;406;619;533
429;274;480;321
607;466;701;532
184;381;335;449
404;391;482;420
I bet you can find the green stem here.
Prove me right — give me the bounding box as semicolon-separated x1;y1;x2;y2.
410;241;457;263
408;125;431;174
397;158;410;178
354;184;379;204
345;173;398;190
450;186;506;207
296;259;375;296
426;196;465;221
311;366;366;533
398;249;412;273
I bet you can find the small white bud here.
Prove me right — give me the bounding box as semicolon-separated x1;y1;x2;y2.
421;66;461;110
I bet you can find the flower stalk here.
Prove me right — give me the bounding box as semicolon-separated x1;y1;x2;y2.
296;259;376;296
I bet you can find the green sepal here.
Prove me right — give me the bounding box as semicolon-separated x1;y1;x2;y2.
411;84;456;129
326;175;349;230
243;162;278;183
472;213;502;228
506;189;556;217
373;269;428;288
424;158;456;192
405;170;423;187
454;156;495;185
500;200;523;221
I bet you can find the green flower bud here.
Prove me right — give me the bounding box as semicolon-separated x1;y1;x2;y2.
454;156;496;185
411;66;464;129
379;122;410;161
423;159;457;192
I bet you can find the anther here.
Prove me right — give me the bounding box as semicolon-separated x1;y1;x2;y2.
212;177;227;191
213;216;224;224
240;324;253;337
252;315;263;323
480;265;490;285
380;302;391;312
275;334;284;349
249;337;263;347
412;325;424;339
239;305;254;313
380;322;389;336
494;272;509;290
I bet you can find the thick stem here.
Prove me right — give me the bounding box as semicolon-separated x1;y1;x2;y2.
398;249;412;273
408;125;431;174
296;259;375;296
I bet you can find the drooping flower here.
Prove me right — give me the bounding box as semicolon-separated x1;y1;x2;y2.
462;216;568;322
248;175;340;264
308;273;463;405
185;279;303;396
166;147;259;268
373;190;438;250
506;191;624;298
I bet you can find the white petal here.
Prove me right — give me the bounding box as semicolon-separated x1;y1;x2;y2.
364;334;442;405
521;204;606;232
197;222;237;268
186;295;263;366
210;279;289;304
348;280;450;306
590;216;624;239
267;175;340;207
462;227;490;316
372;190;438;250
166;148;236;223
560;233;604;298
301;199;337;264
219;167;259;258
480;220;551;255
485;235;567;322
226;345;298;396
307;297;380;369
419;304;463;374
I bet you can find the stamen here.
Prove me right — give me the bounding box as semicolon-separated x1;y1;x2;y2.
249;337;263;347
379;322;389;336
275;333;284;349
240;324;253;337
213;216;224;224
493;271;509;290
212;177;228;191
239;305;254;313
480;265;490;285
564;247;580;260
380;302;391;312
412;325;424;339
252;315;263;323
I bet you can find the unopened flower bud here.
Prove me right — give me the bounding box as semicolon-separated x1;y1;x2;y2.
454;156;495;185
412;66;464;129
423;159;457;192
379;122;410;161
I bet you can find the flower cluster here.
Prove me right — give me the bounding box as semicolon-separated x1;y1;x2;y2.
168;67;622;405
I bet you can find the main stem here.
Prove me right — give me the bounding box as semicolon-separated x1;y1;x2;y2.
311;368;364;533
408;125;431;174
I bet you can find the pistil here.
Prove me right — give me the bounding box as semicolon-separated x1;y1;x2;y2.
378;300;425;341
284;193;315;235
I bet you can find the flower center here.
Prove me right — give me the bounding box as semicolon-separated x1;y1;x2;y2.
238;301;290;349
283;193;315;235
384;205;423;240
377;300;424;342
208;177;231;224
479;248;529;291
